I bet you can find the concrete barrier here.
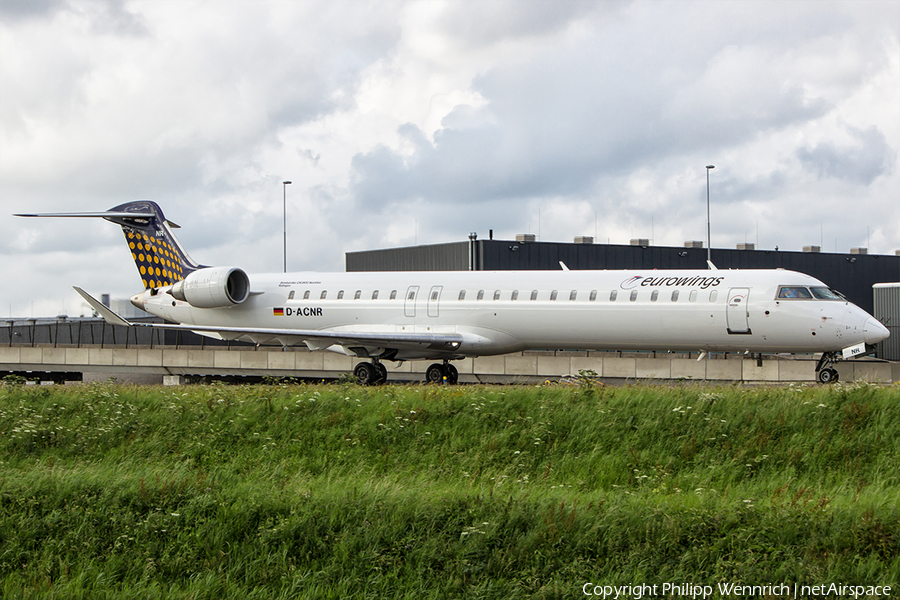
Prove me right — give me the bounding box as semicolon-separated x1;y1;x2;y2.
0;345;895;385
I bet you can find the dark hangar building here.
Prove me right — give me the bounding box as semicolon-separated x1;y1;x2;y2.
347;236;900;316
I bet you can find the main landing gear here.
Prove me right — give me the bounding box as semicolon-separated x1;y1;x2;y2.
426;361;459;385
353;359;460;385
354;360;387;385
815;351;840;384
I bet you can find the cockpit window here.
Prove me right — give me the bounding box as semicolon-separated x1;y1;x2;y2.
777;286;813;299
777;285;845;300
810;287;845;300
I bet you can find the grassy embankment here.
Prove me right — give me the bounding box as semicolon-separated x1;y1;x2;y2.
1;380;898;598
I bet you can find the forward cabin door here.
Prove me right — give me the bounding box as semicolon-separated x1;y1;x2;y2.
726;287;751;334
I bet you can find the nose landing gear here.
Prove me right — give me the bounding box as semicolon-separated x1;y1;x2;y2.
815;351;840;384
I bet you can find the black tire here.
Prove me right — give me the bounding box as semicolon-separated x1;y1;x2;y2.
375;363;388;384
425;363;445;384
817;367;838;384
354;362;376;385
445;363;459;384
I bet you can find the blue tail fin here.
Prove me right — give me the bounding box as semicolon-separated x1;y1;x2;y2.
105;201;204;289
16;201;205;290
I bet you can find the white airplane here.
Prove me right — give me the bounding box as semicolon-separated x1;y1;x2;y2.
17;201;889;384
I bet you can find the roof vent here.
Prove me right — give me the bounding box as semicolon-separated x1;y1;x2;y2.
736;243;755;250
850;247;868;255
630;238;649;246
803;245;821;253
515;233;536;243
574;236;593;244
684;240;703;248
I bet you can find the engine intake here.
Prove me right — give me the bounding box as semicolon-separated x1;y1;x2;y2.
169;267;250;308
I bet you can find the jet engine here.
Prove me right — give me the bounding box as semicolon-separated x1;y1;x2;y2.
169;267;250;308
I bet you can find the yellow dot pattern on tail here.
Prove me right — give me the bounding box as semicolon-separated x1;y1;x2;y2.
124;229;185;289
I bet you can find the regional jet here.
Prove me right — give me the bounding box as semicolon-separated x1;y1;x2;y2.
17;201;889;384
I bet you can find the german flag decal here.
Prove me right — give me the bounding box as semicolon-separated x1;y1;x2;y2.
273;307;284;316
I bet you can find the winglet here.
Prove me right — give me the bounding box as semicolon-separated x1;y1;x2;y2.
73;287;133;327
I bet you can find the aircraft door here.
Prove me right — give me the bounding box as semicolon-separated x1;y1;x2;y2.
404;286;419;318
726;287;751;334
427;285;442;317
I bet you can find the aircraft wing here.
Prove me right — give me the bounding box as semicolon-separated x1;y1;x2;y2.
74;287;465;355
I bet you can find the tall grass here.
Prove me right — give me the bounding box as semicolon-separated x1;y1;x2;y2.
1;381;898;598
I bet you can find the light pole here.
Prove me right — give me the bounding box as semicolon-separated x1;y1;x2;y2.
705;165;714;266
283;181;291;273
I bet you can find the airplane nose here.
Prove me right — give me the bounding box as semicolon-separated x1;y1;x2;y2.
864;318;889;344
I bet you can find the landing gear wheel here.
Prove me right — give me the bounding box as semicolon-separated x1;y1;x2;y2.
354;362;377;385
445;363;459;384
426;363;445;384
375;363;388;384
817;367;839;384
425;362;459;384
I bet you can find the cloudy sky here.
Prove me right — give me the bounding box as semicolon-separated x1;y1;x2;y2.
1;0;898;318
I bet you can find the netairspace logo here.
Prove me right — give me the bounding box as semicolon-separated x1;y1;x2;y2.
581;581;893;598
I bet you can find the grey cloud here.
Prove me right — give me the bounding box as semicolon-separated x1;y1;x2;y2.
796;126;896;185
0;0;68;21
437;0;624;45
349;28;831;211
0;0;147;35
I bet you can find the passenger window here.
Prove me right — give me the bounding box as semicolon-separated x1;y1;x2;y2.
511;290;519;301
589;290;597;301
530;290;538;301
303;290;310;300
709;290;718;302
550;290;558;301
493;290;501;300
390;290;397;300
651;290;659;302
671;290;679;302
609;290;617;301
337;290;344;300
288;290;295;300
630;290;638;302
354;290;362;300
431;291;439;301
458;290;466;301
320;290;327;300
689;290;697;302
407;290;416;301
569;290;577;301
372;290;379;300
477;290;484;300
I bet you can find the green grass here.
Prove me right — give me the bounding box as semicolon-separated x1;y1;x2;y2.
1;381;898;598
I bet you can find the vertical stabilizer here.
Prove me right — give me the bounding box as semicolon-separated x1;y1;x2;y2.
104;201;204;289
16;201;206;290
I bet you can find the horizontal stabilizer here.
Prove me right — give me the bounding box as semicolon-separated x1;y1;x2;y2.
73;287;133;328
16;211;155;219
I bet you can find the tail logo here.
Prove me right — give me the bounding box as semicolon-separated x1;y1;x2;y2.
126;230;185;289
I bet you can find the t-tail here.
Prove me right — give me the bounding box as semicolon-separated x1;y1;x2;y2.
16;201;205;290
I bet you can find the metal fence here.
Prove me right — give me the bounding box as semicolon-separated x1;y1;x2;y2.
2;318;253;349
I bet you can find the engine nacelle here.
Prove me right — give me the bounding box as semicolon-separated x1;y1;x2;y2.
169;267;250;308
